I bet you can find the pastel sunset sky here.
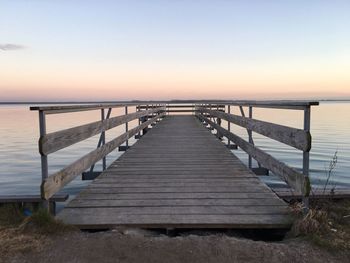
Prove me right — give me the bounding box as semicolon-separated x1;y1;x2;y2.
1;1;349;101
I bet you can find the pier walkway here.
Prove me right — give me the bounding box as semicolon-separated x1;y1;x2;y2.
58;116;291;229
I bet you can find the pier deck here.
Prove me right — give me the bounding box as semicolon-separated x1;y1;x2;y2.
58;116;291;229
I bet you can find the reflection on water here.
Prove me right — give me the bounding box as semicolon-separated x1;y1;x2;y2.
0;102;349;202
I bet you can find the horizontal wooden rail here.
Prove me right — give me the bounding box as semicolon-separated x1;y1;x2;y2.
166;110;196;113
30;100;318;113
197;108;311;151
138;104;225;109
39;107;164;155
41;113;164;200
197;115;309;195
30;103;142;115
224;100;318;110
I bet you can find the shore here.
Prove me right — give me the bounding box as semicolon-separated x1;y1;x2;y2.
1;200;350;263
1;228;349;263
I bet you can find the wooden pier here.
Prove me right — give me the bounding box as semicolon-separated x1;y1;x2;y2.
58;116;290;229
30;101;319;230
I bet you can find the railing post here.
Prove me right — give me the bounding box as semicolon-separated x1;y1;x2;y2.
248;106;253;169
137;105;141;137
125;106;129;149
216;105;222;139
101;109;106;170
39;110;49;209
227;105;231;146
142;105;149;135
302;106;311;211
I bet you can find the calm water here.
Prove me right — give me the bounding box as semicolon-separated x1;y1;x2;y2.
0;102;349;204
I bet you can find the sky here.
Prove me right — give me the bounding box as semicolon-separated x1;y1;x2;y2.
0;0;350;101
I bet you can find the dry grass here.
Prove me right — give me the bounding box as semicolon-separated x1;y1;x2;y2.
289;200;350;251
0;204;25;227
0;227;48;260
19;208;76;235
0;205;76;261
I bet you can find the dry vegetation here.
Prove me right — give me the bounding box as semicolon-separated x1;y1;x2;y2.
0;200;349;263
0;204;76;261
289;199;350;251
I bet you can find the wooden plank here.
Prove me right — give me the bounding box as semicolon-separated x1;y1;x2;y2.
57;212;292;229
41;114;164;200
67;198;286;207
58;206;289;215
0;194;68;203
138;104;225;109
93;178;260;183
89;182;268;188
40;107;164;155
77;192;282;200
198;108;311;151
30;100;318;115
81;187;272;194
272;187;350;200
198;115;307;194
30;103;141;114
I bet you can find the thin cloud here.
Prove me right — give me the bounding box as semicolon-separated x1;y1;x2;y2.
0;44;25;51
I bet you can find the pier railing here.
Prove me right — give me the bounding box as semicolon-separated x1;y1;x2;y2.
195;101;318;208
31;103;166;201
31;100;318;209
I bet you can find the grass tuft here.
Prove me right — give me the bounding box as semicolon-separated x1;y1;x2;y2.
289;200;350;251
19;208;76;235
0;204;25;227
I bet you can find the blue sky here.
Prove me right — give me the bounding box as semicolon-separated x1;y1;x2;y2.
1;1;350;100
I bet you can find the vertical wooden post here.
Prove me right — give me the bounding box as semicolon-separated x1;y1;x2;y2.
248;106;253;169
142;105;149;135
216;105;222;139
101;109;106;170
137;105;141;137
227;105;231;146
125;106;129;148
39;110;49;209
302;106;311;211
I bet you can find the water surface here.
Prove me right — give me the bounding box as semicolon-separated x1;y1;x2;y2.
0;102;349;202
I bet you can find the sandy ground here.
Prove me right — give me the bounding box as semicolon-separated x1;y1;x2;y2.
3;228;349;263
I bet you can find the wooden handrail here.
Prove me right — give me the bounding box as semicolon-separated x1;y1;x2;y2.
32;100;318;206
41;113;164;199
138;104;225;109
197;108;311;151
30;103;141;115
197;115;310;195
39;107;164;155
30;100;319;113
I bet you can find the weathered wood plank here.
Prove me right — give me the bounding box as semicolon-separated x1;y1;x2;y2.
41;114;164;200
89;182;267;188
59;206;289;215
80;186;271;194
198;108;311;151
57;212;292;229
0;194;68;203
30;100;318;113
67;198;286;207
93;178;260;183
40;107;164;155
272;187;350;200
77;192;281;200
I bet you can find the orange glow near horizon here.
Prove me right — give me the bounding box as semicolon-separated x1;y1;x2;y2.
1;60;350;101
